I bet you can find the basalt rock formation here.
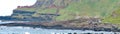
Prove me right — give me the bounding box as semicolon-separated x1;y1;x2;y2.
0;10;60;22
0;18;120;32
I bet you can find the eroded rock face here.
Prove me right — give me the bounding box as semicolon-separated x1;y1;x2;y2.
0;10;60;22
0;18;119;32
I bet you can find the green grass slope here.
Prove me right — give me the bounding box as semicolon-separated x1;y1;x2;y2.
102;7;120;24
16;0;120;21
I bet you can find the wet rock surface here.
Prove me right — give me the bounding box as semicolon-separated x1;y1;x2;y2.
0;18;120;32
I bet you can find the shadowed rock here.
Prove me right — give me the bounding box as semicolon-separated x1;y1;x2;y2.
0;18;120;32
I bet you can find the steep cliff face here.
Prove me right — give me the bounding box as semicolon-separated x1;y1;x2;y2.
32;0;79;8
0;10;60;22
1;0;120;31
16;0;80;20
16;0;120;21
17;0;78;9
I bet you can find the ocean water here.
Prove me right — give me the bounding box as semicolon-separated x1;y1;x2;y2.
0;26;119;34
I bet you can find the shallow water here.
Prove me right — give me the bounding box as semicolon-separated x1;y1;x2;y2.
0;26;119;34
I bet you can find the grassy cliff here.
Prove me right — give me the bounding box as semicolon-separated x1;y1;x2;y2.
16;0;120;21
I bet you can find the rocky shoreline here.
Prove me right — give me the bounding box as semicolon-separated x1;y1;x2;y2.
0;18;120;32
0;23;120;32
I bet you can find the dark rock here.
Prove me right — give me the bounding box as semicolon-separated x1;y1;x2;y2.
0;10;60;22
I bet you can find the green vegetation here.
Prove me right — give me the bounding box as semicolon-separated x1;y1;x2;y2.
102;7;120;24
103;16;120;24
16;0;120;21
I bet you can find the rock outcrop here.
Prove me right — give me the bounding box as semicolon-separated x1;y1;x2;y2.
0;18;119;32
0;10;60;22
